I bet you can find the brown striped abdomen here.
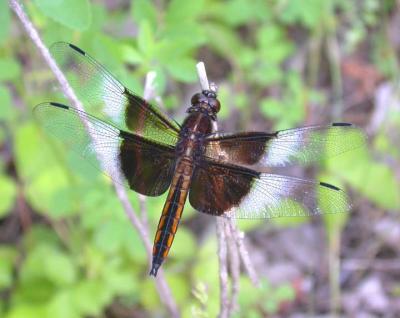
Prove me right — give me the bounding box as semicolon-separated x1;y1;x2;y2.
149;160;193;276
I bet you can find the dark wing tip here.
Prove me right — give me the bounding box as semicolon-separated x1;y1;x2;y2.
320;181;341;191
49;102;69;109
332;122;352;127
68;43;86;56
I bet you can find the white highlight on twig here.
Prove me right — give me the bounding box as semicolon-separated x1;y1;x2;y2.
196;61;210;91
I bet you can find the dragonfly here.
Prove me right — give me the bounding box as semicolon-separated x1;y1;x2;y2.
34;42;365;276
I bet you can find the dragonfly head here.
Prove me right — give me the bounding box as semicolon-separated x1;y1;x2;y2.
189;90;221;118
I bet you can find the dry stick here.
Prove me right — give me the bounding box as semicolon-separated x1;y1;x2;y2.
224;220;240;315
216;219;230;318
229;221;260;286
196;62;261;317
8;1;179;316
197;62;243;316
196;62;232;317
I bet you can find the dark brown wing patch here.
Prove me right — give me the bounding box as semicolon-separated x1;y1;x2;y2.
119;132;175;196
189;160;258;216
204;132;273;166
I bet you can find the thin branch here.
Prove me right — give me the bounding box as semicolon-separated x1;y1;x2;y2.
225;220;240;315
228;221;260;286
195;59;261;318
216;219;229;318
196;62;210;91
196;61;231;317
9;1;179;316
143;71;158;100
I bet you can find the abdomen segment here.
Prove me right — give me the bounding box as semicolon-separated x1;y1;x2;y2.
150;165;192;276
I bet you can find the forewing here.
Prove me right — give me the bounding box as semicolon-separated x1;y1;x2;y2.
189;159;350;218
50;42;180;146
34;102;176;196
203;123;366;170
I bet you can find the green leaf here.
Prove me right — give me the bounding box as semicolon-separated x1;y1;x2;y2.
137;20;156;58
0;247;17;290
204;23;243;63
162;22;206;51
169;227;196;260
15;123;73;218
279;0;329;29
22;225;60;250
121;44;144;64
140;279;160;310
192;238;220;317
0;58;21;81
0;174;16;218
215;0;270;26
5;304;47;318
93;220;127;254
26;166;73;218
131;0;157;29
102;264;137;295
20;245;77;288
260;98;283;119
165;0;204;25
71;280;108;317
166;275;190;305
165;57;197;82
238;277;261;308
214;85;231;120
0;1;11;44
257;26;293;63
124;225;148;264
327;135;400;210
45;250;77;286
274;283;296;302
46;291;79;318
0;85;13;121
33;0;92;31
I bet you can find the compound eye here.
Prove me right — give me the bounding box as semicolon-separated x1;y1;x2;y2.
210;99;221;113
191;93;202;105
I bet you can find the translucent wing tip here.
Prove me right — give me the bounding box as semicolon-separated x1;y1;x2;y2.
50;41;86;56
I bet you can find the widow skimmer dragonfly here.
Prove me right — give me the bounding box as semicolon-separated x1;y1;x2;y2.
34;42;365;276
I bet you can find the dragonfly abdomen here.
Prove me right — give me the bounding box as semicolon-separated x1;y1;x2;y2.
150;165;192;276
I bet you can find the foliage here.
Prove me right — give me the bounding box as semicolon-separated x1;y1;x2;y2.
0;0;399;317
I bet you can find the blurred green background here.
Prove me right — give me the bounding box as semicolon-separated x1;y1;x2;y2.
1;0;400;317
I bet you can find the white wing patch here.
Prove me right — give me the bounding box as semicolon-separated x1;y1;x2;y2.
225;174;350;219
85;119;124;182
262;130;303;166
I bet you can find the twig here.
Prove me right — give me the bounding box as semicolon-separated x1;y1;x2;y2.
196;62;210;91
196;62;232;317
228;221;260;286
9;1;179;316
216;219;229;318
196;61;260;317
225;220;240;315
